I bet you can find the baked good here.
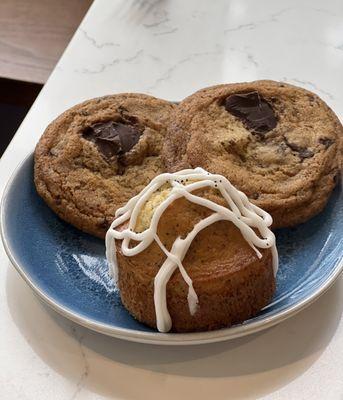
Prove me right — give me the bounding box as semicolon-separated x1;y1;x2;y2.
106;168;277;333
34;93;176;238
163;80;342;228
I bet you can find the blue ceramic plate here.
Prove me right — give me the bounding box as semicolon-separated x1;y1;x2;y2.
1;153;342;345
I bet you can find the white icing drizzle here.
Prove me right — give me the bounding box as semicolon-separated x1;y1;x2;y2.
105;168;278;333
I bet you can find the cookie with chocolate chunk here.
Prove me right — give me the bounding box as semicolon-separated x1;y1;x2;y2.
34;94;176;238
163;80;342;228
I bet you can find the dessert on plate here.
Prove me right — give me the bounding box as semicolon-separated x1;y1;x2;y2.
32;81;341;333
34;93;176;238
163;80;342;228
106;168;278;332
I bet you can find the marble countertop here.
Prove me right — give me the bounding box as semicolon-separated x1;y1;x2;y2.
0;0;342;398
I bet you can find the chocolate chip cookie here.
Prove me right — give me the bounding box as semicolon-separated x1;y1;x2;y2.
163;80;342;228
34;94;176;238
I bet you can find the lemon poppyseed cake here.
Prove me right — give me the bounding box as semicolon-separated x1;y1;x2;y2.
106;168;278;332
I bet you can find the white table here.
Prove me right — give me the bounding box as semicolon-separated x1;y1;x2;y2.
0;1;342;398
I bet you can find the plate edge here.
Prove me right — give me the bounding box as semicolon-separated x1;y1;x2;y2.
1;151;342;345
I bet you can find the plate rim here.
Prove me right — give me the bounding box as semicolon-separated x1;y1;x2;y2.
1;152;342;345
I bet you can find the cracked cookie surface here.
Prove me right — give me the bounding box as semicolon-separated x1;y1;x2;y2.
34;93;176;238
163;80;342;228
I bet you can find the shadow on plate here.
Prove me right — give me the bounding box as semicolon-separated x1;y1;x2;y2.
6;265;343;400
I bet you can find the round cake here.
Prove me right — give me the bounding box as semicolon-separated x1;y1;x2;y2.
106;168;277;333
34;93;176;238
163;80;342;228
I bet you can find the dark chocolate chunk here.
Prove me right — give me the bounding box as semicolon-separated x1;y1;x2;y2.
284;140;303;153
319;137;334;149
83;121;143;158
298;148;314;160
224;92;277;135
284;137;314;160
